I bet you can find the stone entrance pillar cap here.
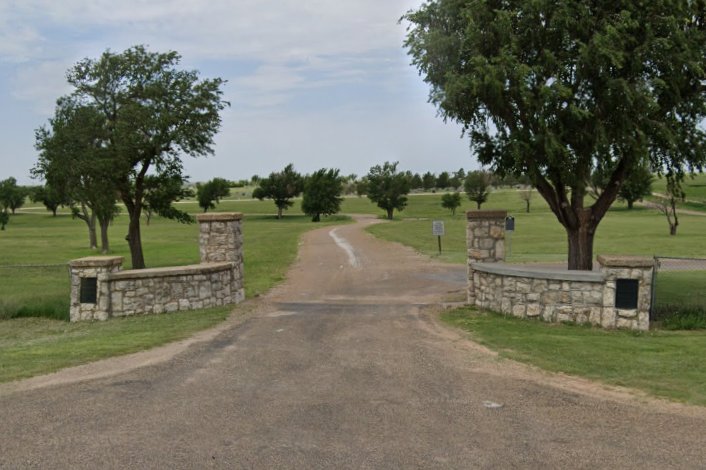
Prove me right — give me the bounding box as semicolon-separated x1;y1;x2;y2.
466;210;508;219
597;255;655;268
69;256;124;268
196;212;244;222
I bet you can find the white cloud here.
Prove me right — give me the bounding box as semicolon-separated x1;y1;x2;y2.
11;60;71;114
0;0;482;185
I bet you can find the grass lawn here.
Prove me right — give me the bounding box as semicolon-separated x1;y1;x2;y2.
0;205;348;383
362;190;706;264
443;308;706;406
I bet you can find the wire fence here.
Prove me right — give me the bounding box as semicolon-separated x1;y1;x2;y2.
652;256;706;325
0;263;72;320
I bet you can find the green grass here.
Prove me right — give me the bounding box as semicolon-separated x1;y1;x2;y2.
443;308;706;405
362;191;706;265
0;307;232;383
0;210;348;320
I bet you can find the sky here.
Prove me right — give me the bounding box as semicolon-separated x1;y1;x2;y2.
0;0;480;185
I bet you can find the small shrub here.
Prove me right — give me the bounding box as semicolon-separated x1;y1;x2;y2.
657;305;706;330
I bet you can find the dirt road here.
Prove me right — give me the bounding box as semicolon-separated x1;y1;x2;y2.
1;216;705;469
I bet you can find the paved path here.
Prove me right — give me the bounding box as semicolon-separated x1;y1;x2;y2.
2;216;706;469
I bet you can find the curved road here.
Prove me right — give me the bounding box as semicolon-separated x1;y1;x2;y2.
1;216;705;468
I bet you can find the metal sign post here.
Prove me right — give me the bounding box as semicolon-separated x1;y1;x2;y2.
432;220;445;254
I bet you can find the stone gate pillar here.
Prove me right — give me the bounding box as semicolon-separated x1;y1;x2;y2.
597;255;655;331
466;210;507;305
69;256;123;322
197;212;245;303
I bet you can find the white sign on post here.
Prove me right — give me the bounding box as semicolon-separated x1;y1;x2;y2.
432;220;445;236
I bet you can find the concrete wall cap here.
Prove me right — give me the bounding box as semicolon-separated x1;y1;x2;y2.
196;212;244;222
466;210;508;220
597;255;655;268
69;256;124;268
471;262;604;282
107;262;234;280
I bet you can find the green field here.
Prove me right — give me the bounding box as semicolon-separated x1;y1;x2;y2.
360;190;706;264
443;308;706;406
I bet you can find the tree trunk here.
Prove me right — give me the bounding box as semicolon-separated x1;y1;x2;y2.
99;217;110;254
525;200;530;213
277;207;283;219
312;213;320;222
386;208;394;220
78;206;98;250
627;200;634;209
126;214;145;268
566;224;595;271
476;201;481;209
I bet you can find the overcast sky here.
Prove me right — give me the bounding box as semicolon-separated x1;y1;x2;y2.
0;0;480;185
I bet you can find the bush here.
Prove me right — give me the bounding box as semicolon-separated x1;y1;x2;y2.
658;306;706;330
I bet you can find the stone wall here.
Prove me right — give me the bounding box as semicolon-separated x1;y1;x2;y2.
466;210;654;330
69;212;244;322
468;258;654;331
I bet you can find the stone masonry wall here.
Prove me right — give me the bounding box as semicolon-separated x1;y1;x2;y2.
108;263;242;317
468;258;654;331
465;209;654;330
69;212;244;321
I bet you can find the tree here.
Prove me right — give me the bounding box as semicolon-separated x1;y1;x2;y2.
197;177;231;212
366;161;411;220
422;172;436;191
34;100;119;252
619;164;654;210
436;171;451;189
464;171;491;209
0;178;26;214
253;164;304;219
655;176;684;235
0;210;7;231
404;1;706;269
60;45;228;268
441;192;462;215
30;184;66;216
519;188;533;213
410;173;423;190
302;168;344;222
591;160;654;209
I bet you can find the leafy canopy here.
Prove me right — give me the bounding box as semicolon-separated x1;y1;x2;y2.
441;192;462;215
197;178;231;213
366;161;411;220
301;168;344;222
464;171;492;209
404;0;706;269
253;164;304;219
62;45;228;268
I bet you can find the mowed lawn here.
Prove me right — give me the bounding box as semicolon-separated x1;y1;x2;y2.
0;201;348;382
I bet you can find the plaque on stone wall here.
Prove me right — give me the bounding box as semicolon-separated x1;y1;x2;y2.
615;279;639;309
80;277;98;304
